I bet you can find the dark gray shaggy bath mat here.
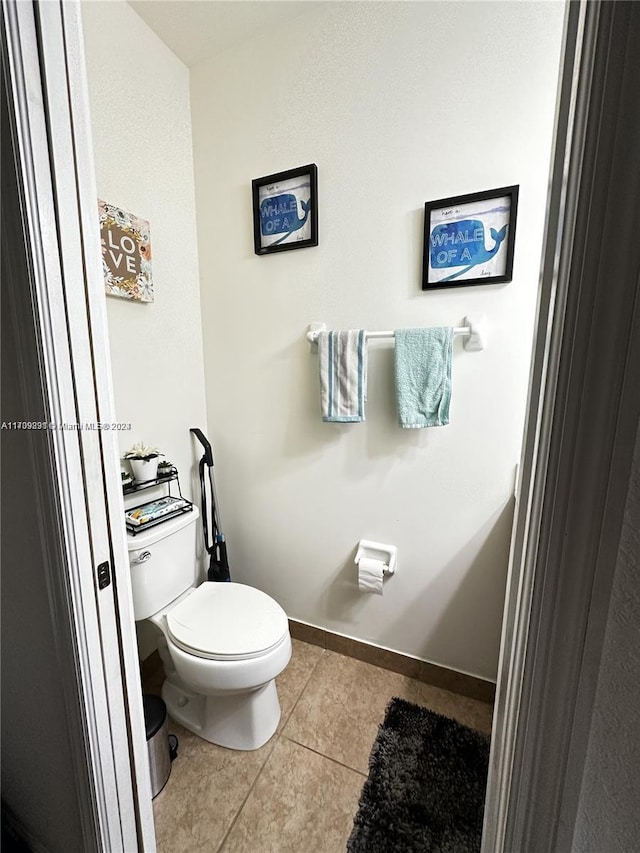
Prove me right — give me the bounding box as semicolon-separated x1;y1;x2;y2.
347;698;490;853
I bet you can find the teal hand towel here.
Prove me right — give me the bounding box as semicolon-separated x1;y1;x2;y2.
394;327;453;428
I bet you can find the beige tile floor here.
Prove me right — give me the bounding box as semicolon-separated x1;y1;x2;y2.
145;640;493;853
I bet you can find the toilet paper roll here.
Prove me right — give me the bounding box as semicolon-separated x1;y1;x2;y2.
358;558;385;595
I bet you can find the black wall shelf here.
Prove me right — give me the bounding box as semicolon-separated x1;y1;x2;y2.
123;467;178;495
123;467;193;535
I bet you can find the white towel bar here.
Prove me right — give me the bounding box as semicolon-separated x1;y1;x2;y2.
306;314;486;351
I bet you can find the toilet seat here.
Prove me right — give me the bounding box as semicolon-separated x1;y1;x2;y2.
166;582;289;661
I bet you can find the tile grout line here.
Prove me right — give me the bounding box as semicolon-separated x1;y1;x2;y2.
217;647;328;852
279;646;327;733
215;734;279;853
281;734;368;779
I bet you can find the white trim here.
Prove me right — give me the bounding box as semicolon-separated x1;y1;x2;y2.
484;1;640;850
482;2;592;848
3;2;115;845
2;1;155;849
59;3;156;845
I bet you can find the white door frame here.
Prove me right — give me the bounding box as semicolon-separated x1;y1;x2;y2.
2;1;154;849
484;1;640;850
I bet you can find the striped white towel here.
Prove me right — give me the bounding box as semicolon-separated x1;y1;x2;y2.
318;330;368;422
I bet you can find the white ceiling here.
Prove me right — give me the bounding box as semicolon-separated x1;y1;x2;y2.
128;0;327;67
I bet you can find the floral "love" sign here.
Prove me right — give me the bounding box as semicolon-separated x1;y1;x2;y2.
99;199;153;302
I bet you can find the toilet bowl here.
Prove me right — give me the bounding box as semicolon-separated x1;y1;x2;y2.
127;507;292;750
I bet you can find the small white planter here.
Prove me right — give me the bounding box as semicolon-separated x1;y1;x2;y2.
129;458;159;482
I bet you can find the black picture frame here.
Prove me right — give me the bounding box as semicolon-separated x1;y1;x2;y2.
252;164;318;255
421;185;519;289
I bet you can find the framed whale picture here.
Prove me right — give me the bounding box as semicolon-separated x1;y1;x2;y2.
422;185;519;289
252;164;318;255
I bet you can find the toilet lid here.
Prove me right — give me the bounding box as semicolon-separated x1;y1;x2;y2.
166;582;289;661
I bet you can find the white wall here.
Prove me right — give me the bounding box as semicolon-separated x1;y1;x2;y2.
82;1;207;506
82;1;208;660
191;1;565;681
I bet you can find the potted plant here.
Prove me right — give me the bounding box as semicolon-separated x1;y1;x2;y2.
157;459;174;477
123;442;163;482
121;470;133;488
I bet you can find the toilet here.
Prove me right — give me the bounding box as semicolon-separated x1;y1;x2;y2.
128;506;292;750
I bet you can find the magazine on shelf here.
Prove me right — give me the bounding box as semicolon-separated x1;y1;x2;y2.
125;495;190;527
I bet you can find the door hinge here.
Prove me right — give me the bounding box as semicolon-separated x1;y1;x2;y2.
97;560;111;590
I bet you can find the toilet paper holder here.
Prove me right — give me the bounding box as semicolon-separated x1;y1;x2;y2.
354;540;398;575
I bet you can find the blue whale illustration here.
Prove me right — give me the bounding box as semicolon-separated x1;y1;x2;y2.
430;219;508;281
260;193;310;245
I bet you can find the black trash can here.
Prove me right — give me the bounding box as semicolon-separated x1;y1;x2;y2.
143;694;178;798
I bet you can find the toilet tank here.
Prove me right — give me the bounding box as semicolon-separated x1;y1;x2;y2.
127;506;200;621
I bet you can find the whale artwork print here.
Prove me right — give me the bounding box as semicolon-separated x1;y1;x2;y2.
422;186;518;289
430;218;508;280
260;191;311;245
252;164;318;255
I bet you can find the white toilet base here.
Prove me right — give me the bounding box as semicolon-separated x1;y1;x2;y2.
162;677;281;750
